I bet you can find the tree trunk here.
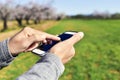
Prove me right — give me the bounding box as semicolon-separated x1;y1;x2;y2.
34;19;38;24
2;18;8;31
38;19;41;23
26;19;29;25
25;16;31;25
19;20;22;26
16;18;23;27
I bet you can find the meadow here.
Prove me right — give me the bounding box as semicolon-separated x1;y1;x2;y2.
0;19;120;80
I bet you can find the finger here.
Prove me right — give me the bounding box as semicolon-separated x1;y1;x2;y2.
66;47;75;58
66;32;84;45
63;47;75;64
28;34;44;42
27;33;60;47
45;39;52;44
43;39;47;44
25;42;39;51
63;57;73;64
44;33;61;41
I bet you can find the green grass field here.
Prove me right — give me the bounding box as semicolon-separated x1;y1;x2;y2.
0;19;120;80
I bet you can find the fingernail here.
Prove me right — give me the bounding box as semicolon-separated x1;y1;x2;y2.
78;32;84;38
58;37;61;40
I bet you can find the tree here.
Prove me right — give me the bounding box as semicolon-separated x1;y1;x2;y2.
23;6;32;25
92;11;111;19
0;4;11;31
112;13;120;19
41;5;57;20
31;4;42;24
31;3;57;24
13;5;25;27
56;13;66;20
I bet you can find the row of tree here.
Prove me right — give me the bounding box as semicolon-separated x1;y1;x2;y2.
69;11;120;19
0;1;65;31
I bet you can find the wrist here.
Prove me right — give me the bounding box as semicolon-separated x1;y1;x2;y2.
8;38;19;57
0;39;15;64
40;53;65;76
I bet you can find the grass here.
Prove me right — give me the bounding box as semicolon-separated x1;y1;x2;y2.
47;19;120;80
0;19;120;80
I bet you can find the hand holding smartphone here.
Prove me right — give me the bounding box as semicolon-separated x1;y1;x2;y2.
32;31;78;56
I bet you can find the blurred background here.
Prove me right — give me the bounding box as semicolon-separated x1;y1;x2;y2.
0;0;120;80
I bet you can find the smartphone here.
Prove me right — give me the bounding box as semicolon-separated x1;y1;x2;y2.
32;31;78;56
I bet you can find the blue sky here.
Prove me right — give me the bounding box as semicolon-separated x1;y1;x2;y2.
0;0;120;15
53;0;120;15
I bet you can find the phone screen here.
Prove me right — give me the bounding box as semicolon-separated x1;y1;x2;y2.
38;32;77;51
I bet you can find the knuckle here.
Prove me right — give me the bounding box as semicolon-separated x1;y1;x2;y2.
75;34;81;41
23;27;32;32
40;35;46;40
21;41;27;48
33;34;38;40
71;49;75;57
33;34;44;41
71;52;75;57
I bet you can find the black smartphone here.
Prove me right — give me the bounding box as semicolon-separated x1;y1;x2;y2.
32;31;78;56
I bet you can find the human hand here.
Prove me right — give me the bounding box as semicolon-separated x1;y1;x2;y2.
49;32;84;64
8;27;60;56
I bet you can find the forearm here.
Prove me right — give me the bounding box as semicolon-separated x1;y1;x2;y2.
16;53;65;80
0;39;14;69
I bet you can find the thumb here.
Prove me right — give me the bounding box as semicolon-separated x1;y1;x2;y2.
66;32;84;45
